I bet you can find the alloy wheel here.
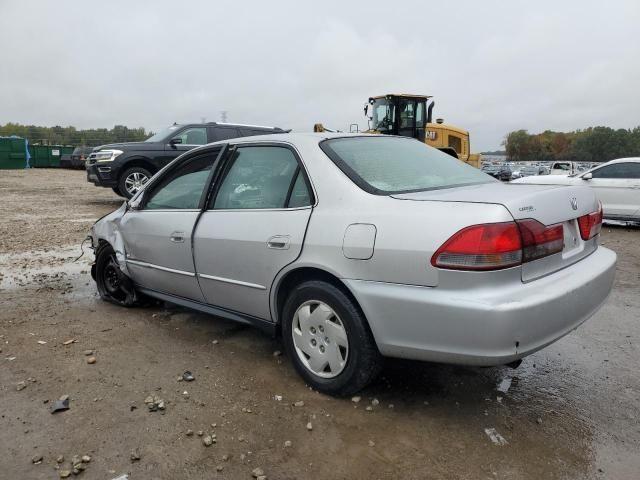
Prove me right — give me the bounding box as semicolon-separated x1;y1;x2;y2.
124;171;149;196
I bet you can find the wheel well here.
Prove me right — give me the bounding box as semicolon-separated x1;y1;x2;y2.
119;159;157;179
274;267;364;333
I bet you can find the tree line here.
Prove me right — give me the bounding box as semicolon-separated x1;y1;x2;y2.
503;126;640;163
0;123;153;147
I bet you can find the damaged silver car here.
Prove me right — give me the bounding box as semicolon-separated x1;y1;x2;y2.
89;133;616;395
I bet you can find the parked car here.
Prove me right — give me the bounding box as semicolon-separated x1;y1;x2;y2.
71;146;94;169
86;122;290;198
59;153;73;168
89;134;616;395
519;165;549;177
549;161;575;175
481;164;513;181
513;158;640;222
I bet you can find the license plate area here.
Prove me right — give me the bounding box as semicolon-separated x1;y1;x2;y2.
562;220;583;258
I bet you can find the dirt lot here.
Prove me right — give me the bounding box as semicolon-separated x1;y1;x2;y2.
1;169;639;480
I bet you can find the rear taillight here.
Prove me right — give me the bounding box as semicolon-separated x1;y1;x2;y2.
431;222;523;271
577;202;603;241
431;219;564;271
517;219;564;262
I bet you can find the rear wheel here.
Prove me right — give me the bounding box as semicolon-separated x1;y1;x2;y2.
112;187;123;196
95;244;138;306
118;167;151;199
282;280;382;396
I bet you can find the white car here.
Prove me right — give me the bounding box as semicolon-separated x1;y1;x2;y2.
513;158;640;222
549;161;575;175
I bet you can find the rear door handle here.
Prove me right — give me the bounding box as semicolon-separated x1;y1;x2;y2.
267;235;290;250
170;231;185;243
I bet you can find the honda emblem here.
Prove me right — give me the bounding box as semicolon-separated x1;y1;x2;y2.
570;197;578;210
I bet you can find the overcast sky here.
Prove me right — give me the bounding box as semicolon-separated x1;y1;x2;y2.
1;0;638;150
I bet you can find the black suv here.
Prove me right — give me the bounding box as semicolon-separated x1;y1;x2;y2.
86;122;289;198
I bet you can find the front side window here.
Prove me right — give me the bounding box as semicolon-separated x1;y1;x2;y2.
321;136;495;194
145;153;216;210
399;99;415;128
212;146;311;209
591;162;640;179
173;127;207;145
371;99;395;132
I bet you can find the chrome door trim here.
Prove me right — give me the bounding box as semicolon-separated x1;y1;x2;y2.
198;273;266;290
205;206;313;213
126;258;195;277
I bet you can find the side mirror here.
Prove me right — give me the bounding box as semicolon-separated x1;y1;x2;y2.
582;172;593;180
170;137;183;145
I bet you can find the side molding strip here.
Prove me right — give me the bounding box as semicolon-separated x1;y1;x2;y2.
126;259;195;277
198;273;266;290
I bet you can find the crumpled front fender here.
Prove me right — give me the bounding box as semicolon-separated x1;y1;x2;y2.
89;202;131;276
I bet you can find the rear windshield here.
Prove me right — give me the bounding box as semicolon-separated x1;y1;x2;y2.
320;136;495;194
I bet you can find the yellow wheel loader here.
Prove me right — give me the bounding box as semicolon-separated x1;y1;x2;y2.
314;94;481;168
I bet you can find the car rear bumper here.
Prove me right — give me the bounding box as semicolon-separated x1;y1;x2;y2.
344;246;616;366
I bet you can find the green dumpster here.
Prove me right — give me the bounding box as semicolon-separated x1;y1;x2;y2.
0;137;28;169
29;145;74;168
31;145;51;167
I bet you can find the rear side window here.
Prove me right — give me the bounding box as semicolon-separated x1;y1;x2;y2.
591;162;640;179
212;128;241;142
240;128;274;137
212;146;311;209
320;137;495;194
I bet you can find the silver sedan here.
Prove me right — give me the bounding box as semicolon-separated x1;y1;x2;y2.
89;133;616;395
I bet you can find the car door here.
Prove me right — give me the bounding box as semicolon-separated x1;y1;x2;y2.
119;148;223;301
586;162;640;218
193;144;314;320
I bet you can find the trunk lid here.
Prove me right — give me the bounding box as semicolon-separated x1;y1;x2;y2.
392;182;600;281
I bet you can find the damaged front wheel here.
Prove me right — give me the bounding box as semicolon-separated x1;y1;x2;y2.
95;244;138;306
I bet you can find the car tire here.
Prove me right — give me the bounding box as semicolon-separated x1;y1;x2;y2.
112;187;124;196
118;166;152;199
95;244;139;306
282;280;383;396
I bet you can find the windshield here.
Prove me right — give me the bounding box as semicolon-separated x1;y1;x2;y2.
145;124;183;142
320;136;496;194
370;99;395;132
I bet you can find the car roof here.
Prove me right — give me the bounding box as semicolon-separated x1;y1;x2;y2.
185;132;410;155
604;157;640;164
204;122;287;131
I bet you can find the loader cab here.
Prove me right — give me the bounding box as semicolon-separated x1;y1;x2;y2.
366;94;432;142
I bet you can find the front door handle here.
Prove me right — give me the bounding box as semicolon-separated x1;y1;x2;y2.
170;231;185;243
267;235;290;250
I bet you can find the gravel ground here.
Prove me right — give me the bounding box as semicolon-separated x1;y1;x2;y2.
1;169;639;479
